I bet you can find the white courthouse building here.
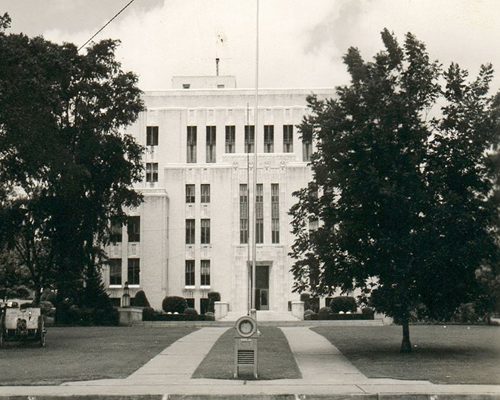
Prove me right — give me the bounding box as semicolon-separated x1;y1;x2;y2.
103;75;336;315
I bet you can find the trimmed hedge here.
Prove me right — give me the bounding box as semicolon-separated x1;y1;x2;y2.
329;296;357;313
318;306;332;319
321;312;373;320
144;312;213;322
133;290;150;307
162;296;188;313
207;292;221;313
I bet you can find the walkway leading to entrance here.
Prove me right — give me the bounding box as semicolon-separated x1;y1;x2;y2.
281;327;370;383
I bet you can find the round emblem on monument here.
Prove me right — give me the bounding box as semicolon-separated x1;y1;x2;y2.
235;316;257;338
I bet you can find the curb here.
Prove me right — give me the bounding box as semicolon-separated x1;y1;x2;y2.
1;394;500;400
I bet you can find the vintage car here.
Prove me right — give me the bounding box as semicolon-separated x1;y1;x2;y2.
0;300;46;347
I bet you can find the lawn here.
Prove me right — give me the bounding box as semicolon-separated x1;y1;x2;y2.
193;326;301;380
0;326;196;385
313;325;500;384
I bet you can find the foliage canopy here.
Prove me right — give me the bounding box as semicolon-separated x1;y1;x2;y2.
290;29;499;351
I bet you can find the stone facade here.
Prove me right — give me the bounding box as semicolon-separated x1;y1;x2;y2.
104;76;336;314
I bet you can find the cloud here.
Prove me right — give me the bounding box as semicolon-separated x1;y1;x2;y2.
305;0;366;57
6;0;500;93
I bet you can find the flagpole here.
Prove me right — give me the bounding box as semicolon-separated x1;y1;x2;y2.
251;0;259;314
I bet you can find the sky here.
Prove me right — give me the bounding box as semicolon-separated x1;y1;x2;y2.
2;0;500;93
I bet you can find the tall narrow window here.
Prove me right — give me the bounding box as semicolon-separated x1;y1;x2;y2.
240;184;248;244
256;184;263;244
127;216;140;242
283;125;293;153
271;183;280;243
185;184;195;203
109;259;122;285
127;258;140;285
201;219;210;244
185;219;195;244
185;260;195;286
244;125;255;153
187;126;197;163
201;184;210;203
302;130;312;162
146;163;158;183
206;126;216;163
110;219;122;243
264;125;274;153
200;260;210;286
146;126;159;146
225;125;235;153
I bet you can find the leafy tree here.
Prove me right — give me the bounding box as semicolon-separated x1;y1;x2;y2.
290;29;499;352
0;197;55;304
0;15;144;316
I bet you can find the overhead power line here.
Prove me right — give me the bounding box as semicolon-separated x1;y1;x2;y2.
78;0;136;52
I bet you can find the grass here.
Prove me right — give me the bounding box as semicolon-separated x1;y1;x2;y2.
313;325;500;384
193;326;301;380
0;326;196;385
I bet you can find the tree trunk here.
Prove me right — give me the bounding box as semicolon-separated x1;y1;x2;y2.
400;318;412;353
33;282;41;306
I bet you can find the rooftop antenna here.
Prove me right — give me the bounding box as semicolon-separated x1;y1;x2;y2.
215;33;226;77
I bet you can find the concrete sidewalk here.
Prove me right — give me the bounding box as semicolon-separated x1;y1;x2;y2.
0;326;499;398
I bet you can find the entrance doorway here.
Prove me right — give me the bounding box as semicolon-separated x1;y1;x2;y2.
255;265;269;310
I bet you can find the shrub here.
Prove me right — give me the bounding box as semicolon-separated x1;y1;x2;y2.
205;311;215;321
318;306;332;320
453;303;481;324
133;290;151;307
40;290;57;304
162;296;187;313
361;307;374;318
329;296;357;313
16;286;31;299
39;301;55;316
300;293;319;313
304;309;318;320
207;292;221;313
93;307;119;326
142;306;156;321
183;307;198;321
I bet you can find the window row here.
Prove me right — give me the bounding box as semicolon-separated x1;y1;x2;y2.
239;183;280;244
109;258;140;285
110;216;140;243
185;219;211;244
146;124;312;163
186;125;312;163
186;184;210;203
185;259;211;287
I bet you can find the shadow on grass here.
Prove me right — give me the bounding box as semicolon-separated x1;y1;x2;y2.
313;325;500;384
192;326;301;380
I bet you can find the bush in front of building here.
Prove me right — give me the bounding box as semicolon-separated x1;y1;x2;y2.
162;296;188;314
361;307;375;318
318;306;332;320
207;291;221;313
329;296;357;313
204;311;215;321
142;306;156;321
183;307;198;321
304;309;318;320
133;290;150;307
300;292;319;313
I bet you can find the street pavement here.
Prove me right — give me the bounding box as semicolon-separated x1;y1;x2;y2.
0;326;499;398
